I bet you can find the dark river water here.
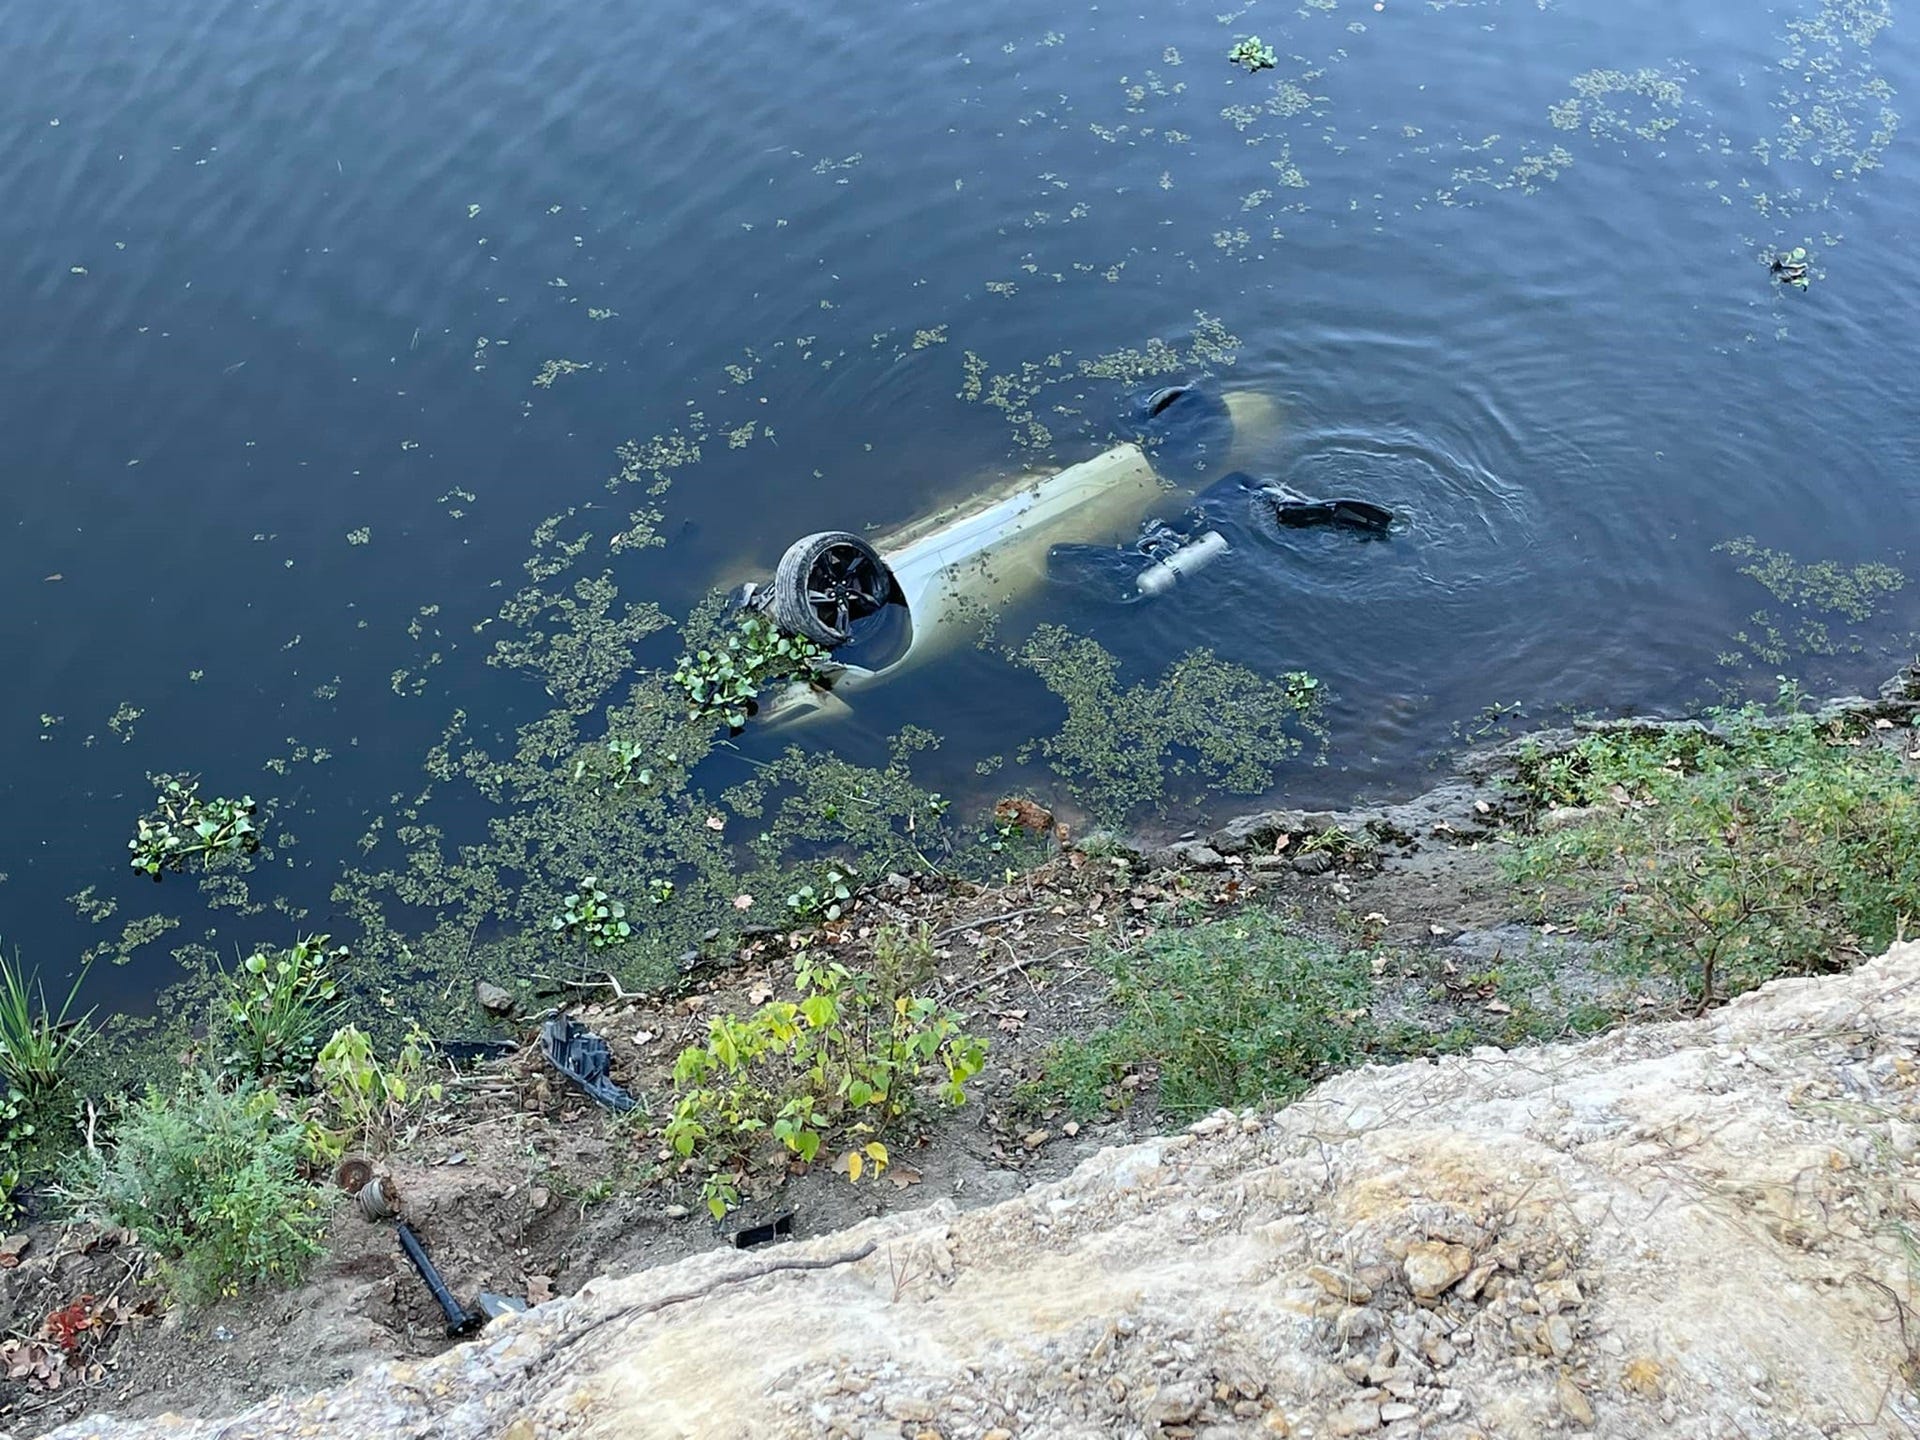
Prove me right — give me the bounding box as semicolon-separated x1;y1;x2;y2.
4;0;1917;1007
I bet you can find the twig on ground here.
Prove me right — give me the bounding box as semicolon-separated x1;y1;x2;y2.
530;972;649;1003
933;907;1047;943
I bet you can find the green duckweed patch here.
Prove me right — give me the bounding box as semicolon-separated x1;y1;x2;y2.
1011;625;1324;821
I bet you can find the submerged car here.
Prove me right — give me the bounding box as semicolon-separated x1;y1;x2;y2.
730;385;1389;727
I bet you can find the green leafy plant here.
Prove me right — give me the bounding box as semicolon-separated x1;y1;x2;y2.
786;865;856;923
307;1023;444;1159
663;954;988;1217
672;614;830;729
1028;911;1372;1119
0;1086;33;1223
66;1074;329;1302
219;935;348;1083
1505;690;1920;1009
1228;35;1276;71
0;949;95;1101
601;737;681;793
128;776;257;879
551;877;635;952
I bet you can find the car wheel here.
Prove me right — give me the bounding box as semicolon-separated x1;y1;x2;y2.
768;531;894;646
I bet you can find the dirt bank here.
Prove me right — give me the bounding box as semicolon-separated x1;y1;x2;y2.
40;938;1920;1439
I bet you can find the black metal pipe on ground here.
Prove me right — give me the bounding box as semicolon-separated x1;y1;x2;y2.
396;1221;483;1337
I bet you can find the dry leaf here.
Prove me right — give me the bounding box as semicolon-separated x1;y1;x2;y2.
1273;832;1291;852
748;979;774;1004
526;1274;555;1304
887;1166;924;1189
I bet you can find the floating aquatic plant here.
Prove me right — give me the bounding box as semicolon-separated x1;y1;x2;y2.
1770;245;1812;289
1228;36;1276;73
551;877;635;954
128;777;258;880
672;613;831;731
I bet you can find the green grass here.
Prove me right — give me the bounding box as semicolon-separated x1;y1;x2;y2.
217;935;348;1083
1505;692;1920;1008
1027;910;1372;1120
0;947;95;1102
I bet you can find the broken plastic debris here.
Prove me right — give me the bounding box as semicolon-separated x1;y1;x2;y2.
539;1014;640;1113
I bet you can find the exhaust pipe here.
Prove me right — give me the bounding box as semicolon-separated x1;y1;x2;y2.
1136;530;1230;598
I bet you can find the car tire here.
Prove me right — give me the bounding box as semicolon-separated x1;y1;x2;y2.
768;531;894;646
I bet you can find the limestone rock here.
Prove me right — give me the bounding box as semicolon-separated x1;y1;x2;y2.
1402;1241;1474;1299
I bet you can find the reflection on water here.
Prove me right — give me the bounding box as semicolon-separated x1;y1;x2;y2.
0;0;1914;1008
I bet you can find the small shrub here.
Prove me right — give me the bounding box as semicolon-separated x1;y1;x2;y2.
306;1023;444;1160
672;614;830;730
0;949;95;1101
219;936;347;1083
128;776;257;879
1505;694;1920;1008
68;1074;329;1302
1030;911;1372;1119
870;922;938;1001
663;954;988;1217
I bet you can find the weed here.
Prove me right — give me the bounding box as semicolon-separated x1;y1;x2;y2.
786;865;856;923
67;1074;329;1302
1714;537;1903;622
727;727;954;878
1505;690;1920;1008
128;776;257;880
1299;826;1377;861
1028;911;1371;1119
0;949;95;1102
219;936;348;1083
0;1086;32;1223
601;737;674;793
663;954;988;1217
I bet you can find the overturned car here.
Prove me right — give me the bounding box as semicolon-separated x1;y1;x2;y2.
728;385;1390;727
